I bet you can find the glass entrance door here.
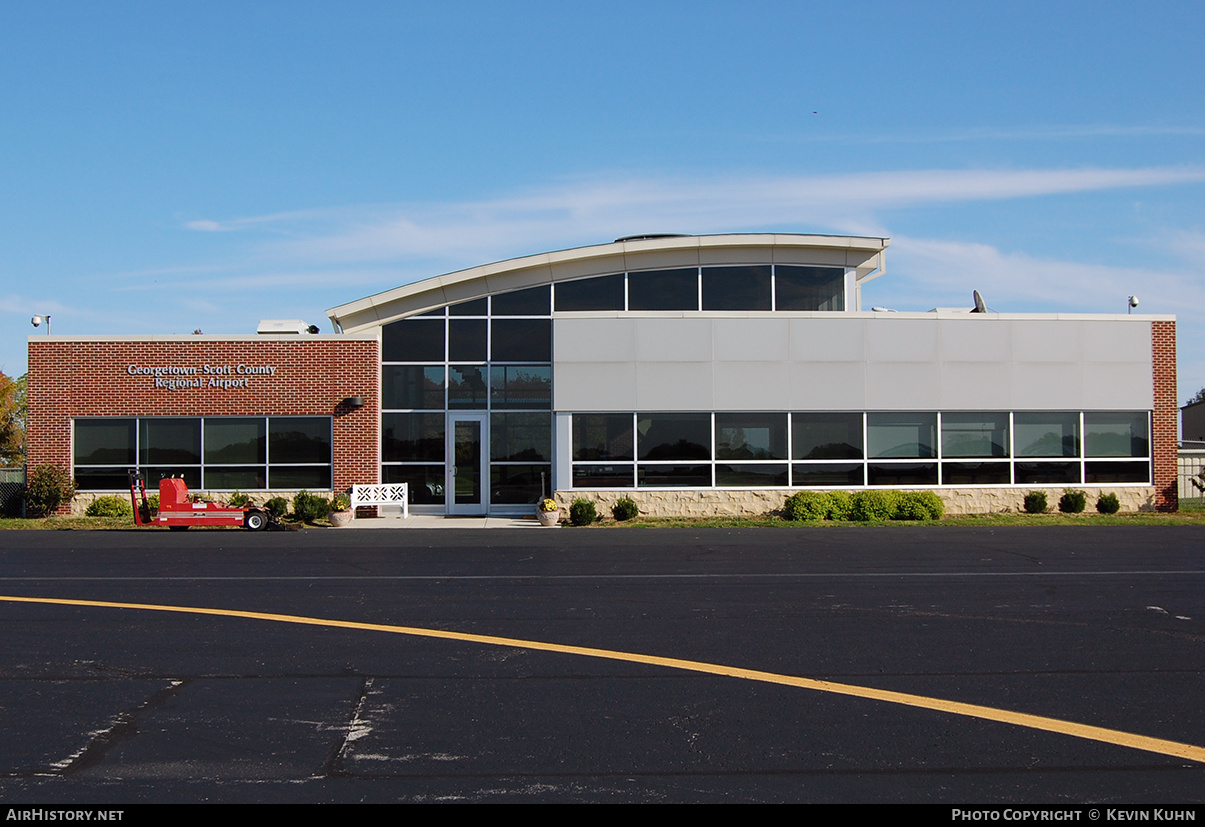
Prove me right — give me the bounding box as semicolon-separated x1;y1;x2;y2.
448;413;488;515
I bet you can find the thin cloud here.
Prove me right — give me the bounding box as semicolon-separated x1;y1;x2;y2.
183;166;1205;267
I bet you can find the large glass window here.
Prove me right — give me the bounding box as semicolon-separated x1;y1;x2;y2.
1015;413;1079;457
383;365;445;410
715;413;786;460
489;365;551;409
702;266;772;311
867;413;937;458
491;319;551;362
382;413;444;463
382;318;444;362
793;413;862;459
73;417;330;491
628;268;699;311
573;414;634;461
492;285;550;316
1084;412;1148;457
555;274;624;311
638;413;711;460
775;266;845;311
941;413;1009;458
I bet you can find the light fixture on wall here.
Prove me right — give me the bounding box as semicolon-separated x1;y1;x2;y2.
344;396;365;409
30;314;51;334
1128;295;1139;315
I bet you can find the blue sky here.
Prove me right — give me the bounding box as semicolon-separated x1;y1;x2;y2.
5;1;1205;399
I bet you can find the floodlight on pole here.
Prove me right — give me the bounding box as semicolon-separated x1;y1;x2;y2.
30;314;51;334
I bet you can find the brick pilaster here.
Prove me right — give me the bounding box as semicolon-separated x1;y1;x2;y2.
1152;320;1178;511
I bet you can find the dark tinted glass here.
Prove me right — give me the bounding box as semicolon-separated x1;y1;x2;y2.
381;464;445;504
1015;413;1079;457
716;413;787;459
1085;460;1150;483
637;413;710;460
941;413;1009;458
75;467;139;491
791;462;864;486
793;413;863;459
941;462;1011;484
269;465;332;490
269;417;331;464
448;319;487;361
383;318;445;362
1084;413;1149;457
204;419;265;464
203;467;264;490
554;274;624;311
1014;461;1081;484
139;419;201;465
867;413;937;458
628;268;698;311
638;464;711;486
866;462;939;486
775;266;845;311
142;466;202;489
490;464;550;504
715;464;788;486
74;419;135;465
492;285;551;316
491;319;551;361
382;366;444;409
448;366;488;408
702;266;772;311
572;464;635;488
382;413;444;462
489;366;551;409
573;414;633;461
448;298;488;316
490;412;551;462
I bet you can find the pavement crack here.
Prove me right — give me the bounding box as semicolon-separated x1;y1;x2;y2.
328;675;374;776
52;679;186;775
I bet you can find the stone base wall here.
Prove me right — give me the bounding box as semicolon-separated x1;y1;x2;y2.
556;486;1160;519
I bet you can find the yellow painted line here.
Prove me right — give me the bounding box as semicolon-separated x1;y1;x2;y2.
4;593;1204;764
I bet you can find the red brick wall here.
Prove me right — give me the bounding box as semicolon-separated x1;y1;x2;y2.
27;337;379;502
1152;320;1178;511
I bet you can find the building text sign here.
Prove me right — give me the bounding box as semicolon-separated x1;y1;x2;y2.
126;364;278;391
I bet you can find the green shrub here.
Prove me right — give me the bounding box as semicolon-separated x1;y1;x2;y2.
895;491;945;521
783;490;829;521
849;490;899;522
1023;491;1048;514
264;497;289;519
569;498;597;526
24;465;77;518
1059;489;1087;514
611;496;639;522
227;491;251;507
825;491;853;522
293;490;330;523
1096;492;1121;514
85;495;133;519
147;494;160;515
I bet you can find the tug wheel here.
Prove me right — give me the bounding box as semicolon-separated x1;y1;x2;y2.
244;510;268;531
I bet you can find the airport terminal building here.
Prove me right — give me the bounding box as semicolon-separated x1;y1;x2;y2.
26;233;1179;515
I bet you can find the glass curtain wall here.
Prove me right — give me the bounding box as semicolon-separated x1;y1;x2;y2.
570;411;1151;489
381;285;553;509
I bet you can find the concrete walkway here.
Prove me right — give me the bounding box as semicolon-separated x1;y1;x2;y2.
341;514;554;529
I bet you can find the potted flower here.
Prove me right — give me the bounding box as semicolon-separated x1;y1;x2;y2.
328;492;353;527
537;497;560;527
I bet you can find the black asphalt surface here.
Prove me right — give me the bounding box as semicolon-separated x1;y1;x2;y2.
0;525;1203;804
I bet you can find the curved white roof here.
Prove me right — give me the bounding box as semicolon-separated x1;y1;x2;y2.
326;233;889;333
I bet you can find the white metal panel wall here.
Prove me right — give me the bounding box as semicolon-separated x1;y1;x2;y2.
552;316;1153;412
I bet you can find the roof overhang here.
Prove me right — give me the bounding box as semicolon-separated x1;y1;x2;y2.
327;233;889;333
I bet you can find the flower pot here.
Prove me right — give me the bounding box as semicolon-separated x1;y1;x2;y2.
328;510;352;527
537;509;559;527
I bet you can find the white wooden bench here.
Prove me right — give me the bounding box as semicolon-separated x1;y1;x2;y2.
350;483;410;520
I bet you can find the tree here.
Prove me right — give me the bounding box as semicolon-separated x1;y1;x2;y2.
1189;387;1205;406
0;372;24;466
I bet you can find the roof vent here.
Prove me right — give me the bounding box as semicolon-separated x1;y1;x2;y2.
613;233;691;243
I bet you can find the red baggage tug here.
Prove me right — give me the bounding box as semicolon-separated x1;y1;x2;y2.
129;471;271;531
